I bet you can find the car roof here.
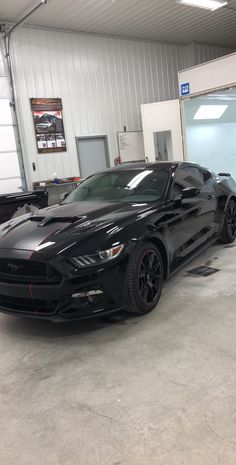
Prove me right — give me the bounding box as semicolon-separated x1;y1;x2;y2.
102;161;201;173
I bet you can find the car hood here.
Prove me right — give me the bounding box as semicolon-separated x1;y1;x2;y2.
0;200;158;259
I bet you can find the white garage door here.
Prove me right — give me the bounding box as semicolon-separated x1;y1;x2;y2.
0;97;22;194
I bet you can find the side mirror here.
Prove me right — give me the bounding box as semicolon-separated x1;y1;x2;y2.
218;172;231;177
60;192;69;203
182;187;200;199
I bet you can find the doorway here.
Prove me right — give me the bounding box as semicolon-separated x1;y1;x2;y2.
181;87;236;178
141;100;184;162
76;136;110;179
153;131;173;161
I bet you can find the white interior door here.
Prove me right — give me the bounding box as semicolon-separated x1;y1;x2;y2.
141;100;184;163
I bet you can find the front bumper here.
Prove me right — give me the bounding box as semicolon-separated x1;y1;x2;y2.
0;256;128;321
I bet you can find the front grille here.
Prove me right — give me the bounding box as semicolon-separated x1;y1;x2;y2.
0;259;61;284
0;294;60;315
70;272;99;286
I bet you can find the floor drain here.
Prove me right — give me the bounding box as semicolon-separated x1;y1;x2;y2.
187;266;220;277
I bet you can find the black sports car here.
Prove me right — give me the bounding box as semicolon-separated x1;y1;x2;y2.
0;190;48;224
0;162;235;322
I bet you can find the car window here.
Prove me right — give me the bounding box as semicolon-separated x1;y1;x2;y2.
63;169;170;204
173;166;203;198
173;182;183;198
201;169;212;183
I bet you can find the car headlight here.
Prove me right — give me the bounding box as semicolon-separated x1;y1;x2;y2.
72;244;124;268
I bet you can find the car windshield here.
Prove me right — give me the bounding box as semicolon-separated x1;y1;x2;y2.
63;169;170;204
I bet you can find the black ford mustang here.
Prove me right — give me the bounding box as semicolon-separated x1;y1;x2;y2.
0;161;235;322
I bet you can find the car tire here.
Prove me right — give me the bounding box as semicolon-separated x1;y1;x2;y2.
219;199;236;244
11;204;39;219
126;242;164;315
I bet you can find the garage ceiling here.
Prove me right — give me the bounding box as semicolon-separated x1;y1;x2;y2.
1;0;236;47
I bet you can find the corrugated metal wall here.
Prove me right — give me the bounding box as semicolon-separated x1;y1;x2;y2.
181;43;235;70
193;43;234;65
9;27;233;186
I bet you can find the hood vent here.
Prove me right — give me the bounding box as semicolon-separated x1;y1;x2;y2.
30;216;84;227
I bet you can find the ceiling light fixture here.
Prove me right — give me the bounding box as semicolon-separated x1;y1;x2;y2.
177;0;228;11
194;105;228;120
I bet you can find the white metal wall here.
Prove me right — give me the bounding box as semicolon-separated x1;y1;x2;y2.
193;43;234;66
181;43;234;70
179;52;236;97
9;27;233;186
186;123;236;177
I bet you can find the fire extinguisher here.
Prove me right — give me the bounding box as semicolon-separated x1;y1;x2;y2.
114;156;121;166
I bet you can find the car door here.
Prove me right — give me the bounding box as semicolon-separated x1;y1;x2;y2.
199;167;218;231
168;165;217;263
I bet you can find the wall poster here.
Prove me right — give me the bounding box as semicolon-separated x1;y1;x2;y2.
30;98;67;153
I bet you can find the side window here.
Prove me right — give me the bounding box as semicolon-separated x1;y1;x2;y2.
173;166;203;198
201;169;212;183
139;170;168;193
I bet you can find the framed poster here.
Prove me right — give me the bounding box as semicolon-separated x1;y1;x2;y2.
30;98;67;153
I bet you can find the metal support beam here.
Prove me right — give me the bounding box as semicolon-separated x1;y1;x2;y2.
5;1;48;42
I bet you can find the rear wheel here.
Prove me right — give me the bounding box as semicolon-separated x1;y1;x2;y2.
220;199;236;244
126;242;164;315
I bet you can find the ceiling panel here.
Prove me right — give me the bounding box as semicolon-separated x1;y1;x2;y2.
1;0;236;47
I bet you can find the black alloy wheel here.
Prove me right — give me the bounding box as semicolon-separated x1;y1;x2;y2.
227;202;236;236
138;250;161;304
126;242;164;314
220;199;236;244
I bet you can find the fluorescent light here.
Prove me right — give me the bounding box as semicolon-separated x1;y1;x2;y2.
194;105;228;120
177;0;228;11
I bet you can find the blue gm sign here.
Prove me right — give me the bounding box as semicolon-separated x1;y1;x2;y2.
181;83;190;96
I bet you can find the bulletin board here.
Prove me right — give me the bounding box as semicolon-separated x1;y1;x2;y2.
117;131;145;163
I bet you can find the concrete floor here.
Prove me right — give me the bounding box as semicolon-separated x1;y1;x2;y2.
1;243;236;465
